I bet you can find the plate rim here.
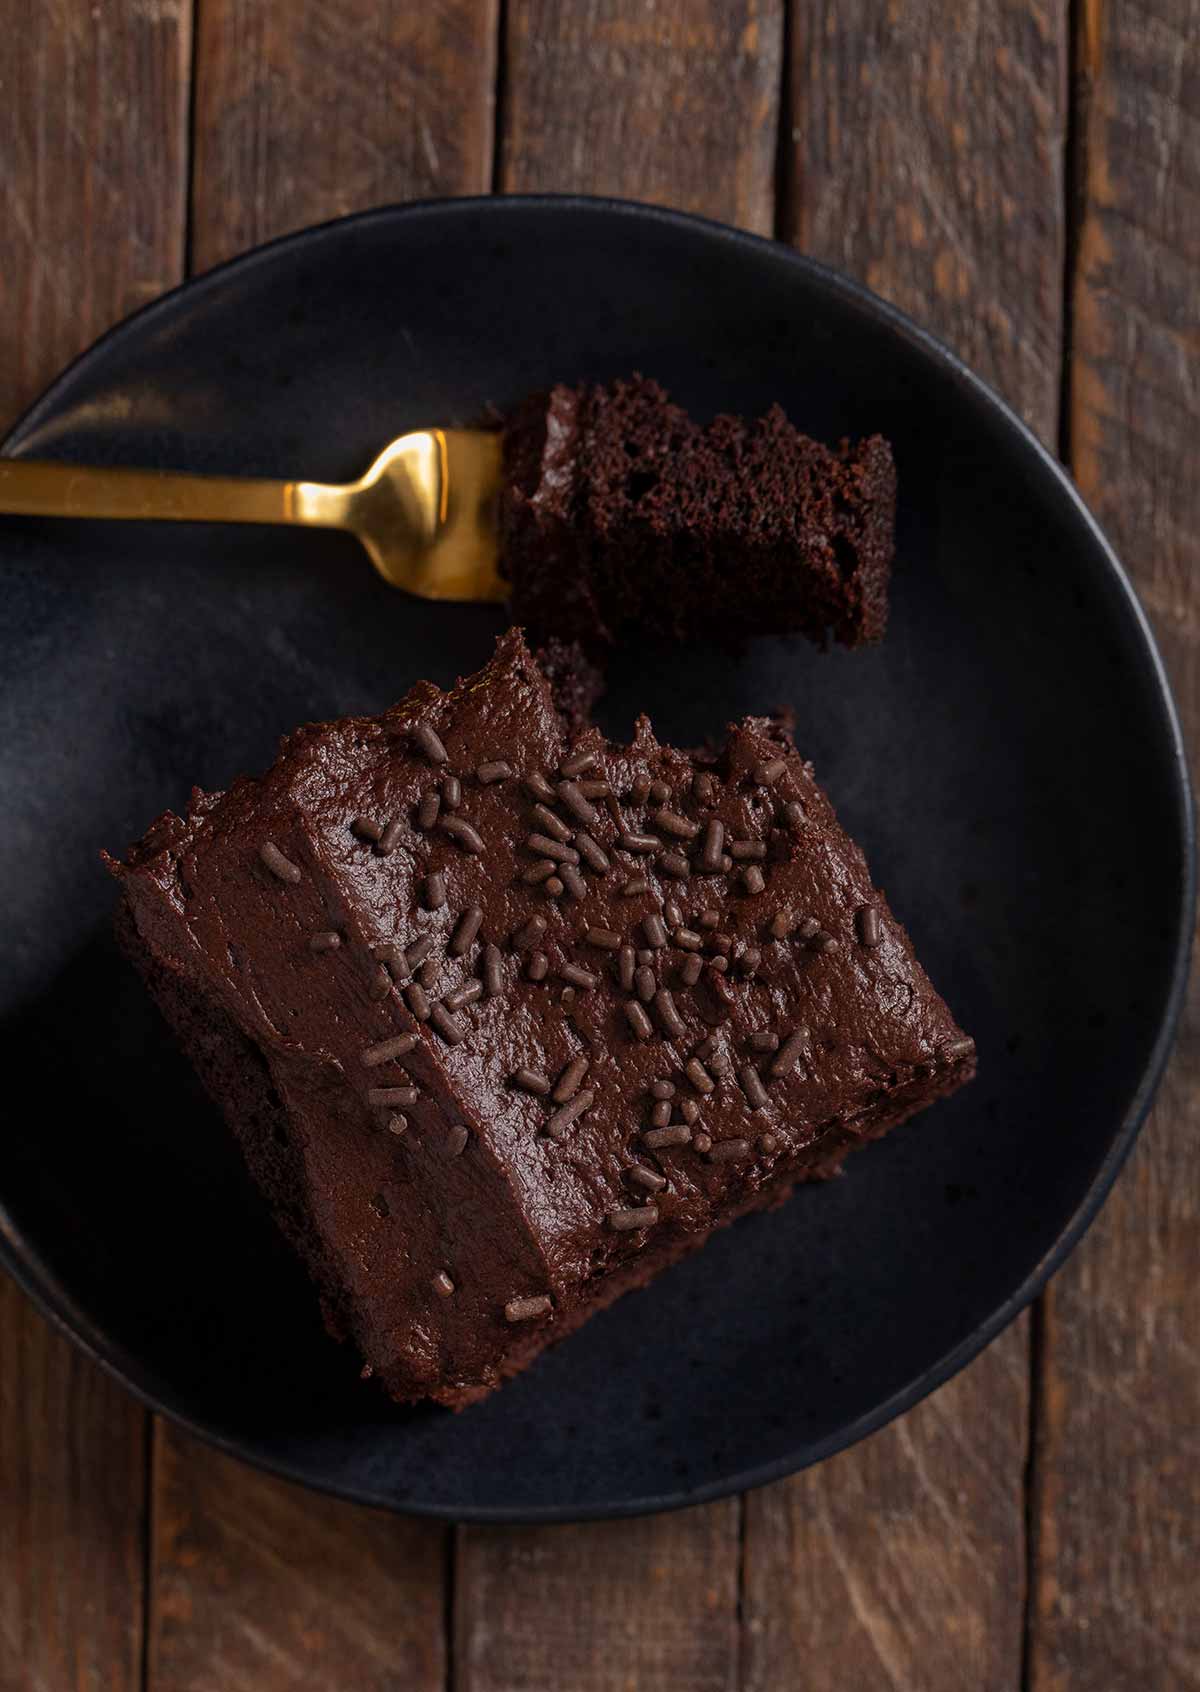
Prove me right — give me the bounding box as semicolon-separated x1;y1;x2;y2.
1;191;1194;1523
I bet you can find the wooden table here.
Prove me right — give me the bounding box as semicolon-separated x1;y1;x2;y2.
2;4;1196;1687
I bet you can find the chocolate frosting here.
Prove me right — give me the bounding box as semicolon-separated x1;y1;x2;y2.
109;631;973;1406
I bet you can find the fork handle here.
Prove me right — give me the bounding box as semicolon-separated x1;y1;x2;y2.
0;459;328;527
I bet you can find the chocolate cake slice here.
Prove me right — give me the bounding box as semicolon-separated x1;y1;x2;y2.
107;631;973;1409
500;375;896;651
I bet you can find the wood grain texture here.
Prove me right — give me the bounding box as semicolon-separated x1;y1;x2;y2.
0;1280;146;1692
190;0;499;272
0;4;189;1688
744;6;1070;1687
1030;3;1200;1687
786;0;1067;442
148;1423;446;1692
499;0;784;235
0;0;191;431
455;1502;740;1692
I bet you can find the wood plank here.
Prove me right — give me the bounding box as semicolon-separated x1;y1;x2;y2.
1029;3;1200;1686
190;0;499;272
0;0;191;432
147;1424;446;1692
499;0;784;235
455;1502;740;1692
457;10;781;1683
143;14;495;1687
744;6;1068;1687
0;4;190;1688
0;1281;147;1692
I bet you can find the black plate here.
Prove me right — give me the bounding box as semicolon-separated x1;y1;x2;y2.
0;198;1192;1522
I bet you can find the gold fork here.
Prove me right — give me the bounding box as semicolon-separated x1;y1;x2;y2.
0;430;507;602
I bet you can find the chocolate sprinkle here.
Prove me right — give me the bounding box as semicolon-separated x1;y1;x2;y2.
811;931;839;953
708;955;729;976
675;928;704;951
643;1124;691;1148
527;833;579;863
513;1067;551;1095
699;910;720;928
857;905;883;947
649;780;670;803
523;772;557;803
680;954;703;986
368;1086;418;1107
404;934;435;973
432;1271;456;1298
561;748;598;777
417;791;441;831
441;815;484;854
620;832;661;854
352;815;384;842
429;1004;465;1045
628;1164;667;1193
700;819;725;873
664;902;683;929
659;852;690;879
380;812;410;851
561;963;600;990
650;1079;676;1099
559;865;587;900
739;1065;770;1110
772;1028;812;1077
941;1036;977;1061
730;839;767;861
362;1033;418;1067
259;842;301;883
797;916;820;941
783;801;805;828
523;858;558;884
769;909;796;940
650;1100;672;1127
444;980;483;1010
546;877;565;897
450;905;483;955
655;988;687;1041
413;721;448;764
476;760;512;784
532;803;573;842
561;986;577;1012
368;964;393;1001
618;945;636;990
608;1206;659;1231
642;913;668;948
546;1088;594;1139
424;871;447;910
759;1132;781;1154
505;1294;552;1323
750;1030;780;1053
710;931;733;954
556;781;598;826
754;758;786;786
419;957;438;989
708;1137;750;1162
387;1113;409;1136
482;944;503;997
631;775;652;804
404;982;430;1020
680;1098;701;1125
742;865;766;895
309;930;342;951
574;831;610;871
685;1057;715;1093
625;1001;653;1041
692;1131;713;1153
578;779;611;799
527;951;549;981
586;927;622;950
635;966;657;1002
514;914;548;950
740;946;762;976
637;949;655;966
693;772;717;804
622;876;650;896
653;809;699;840
553;1055;590;1103
445;1124;470;1157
